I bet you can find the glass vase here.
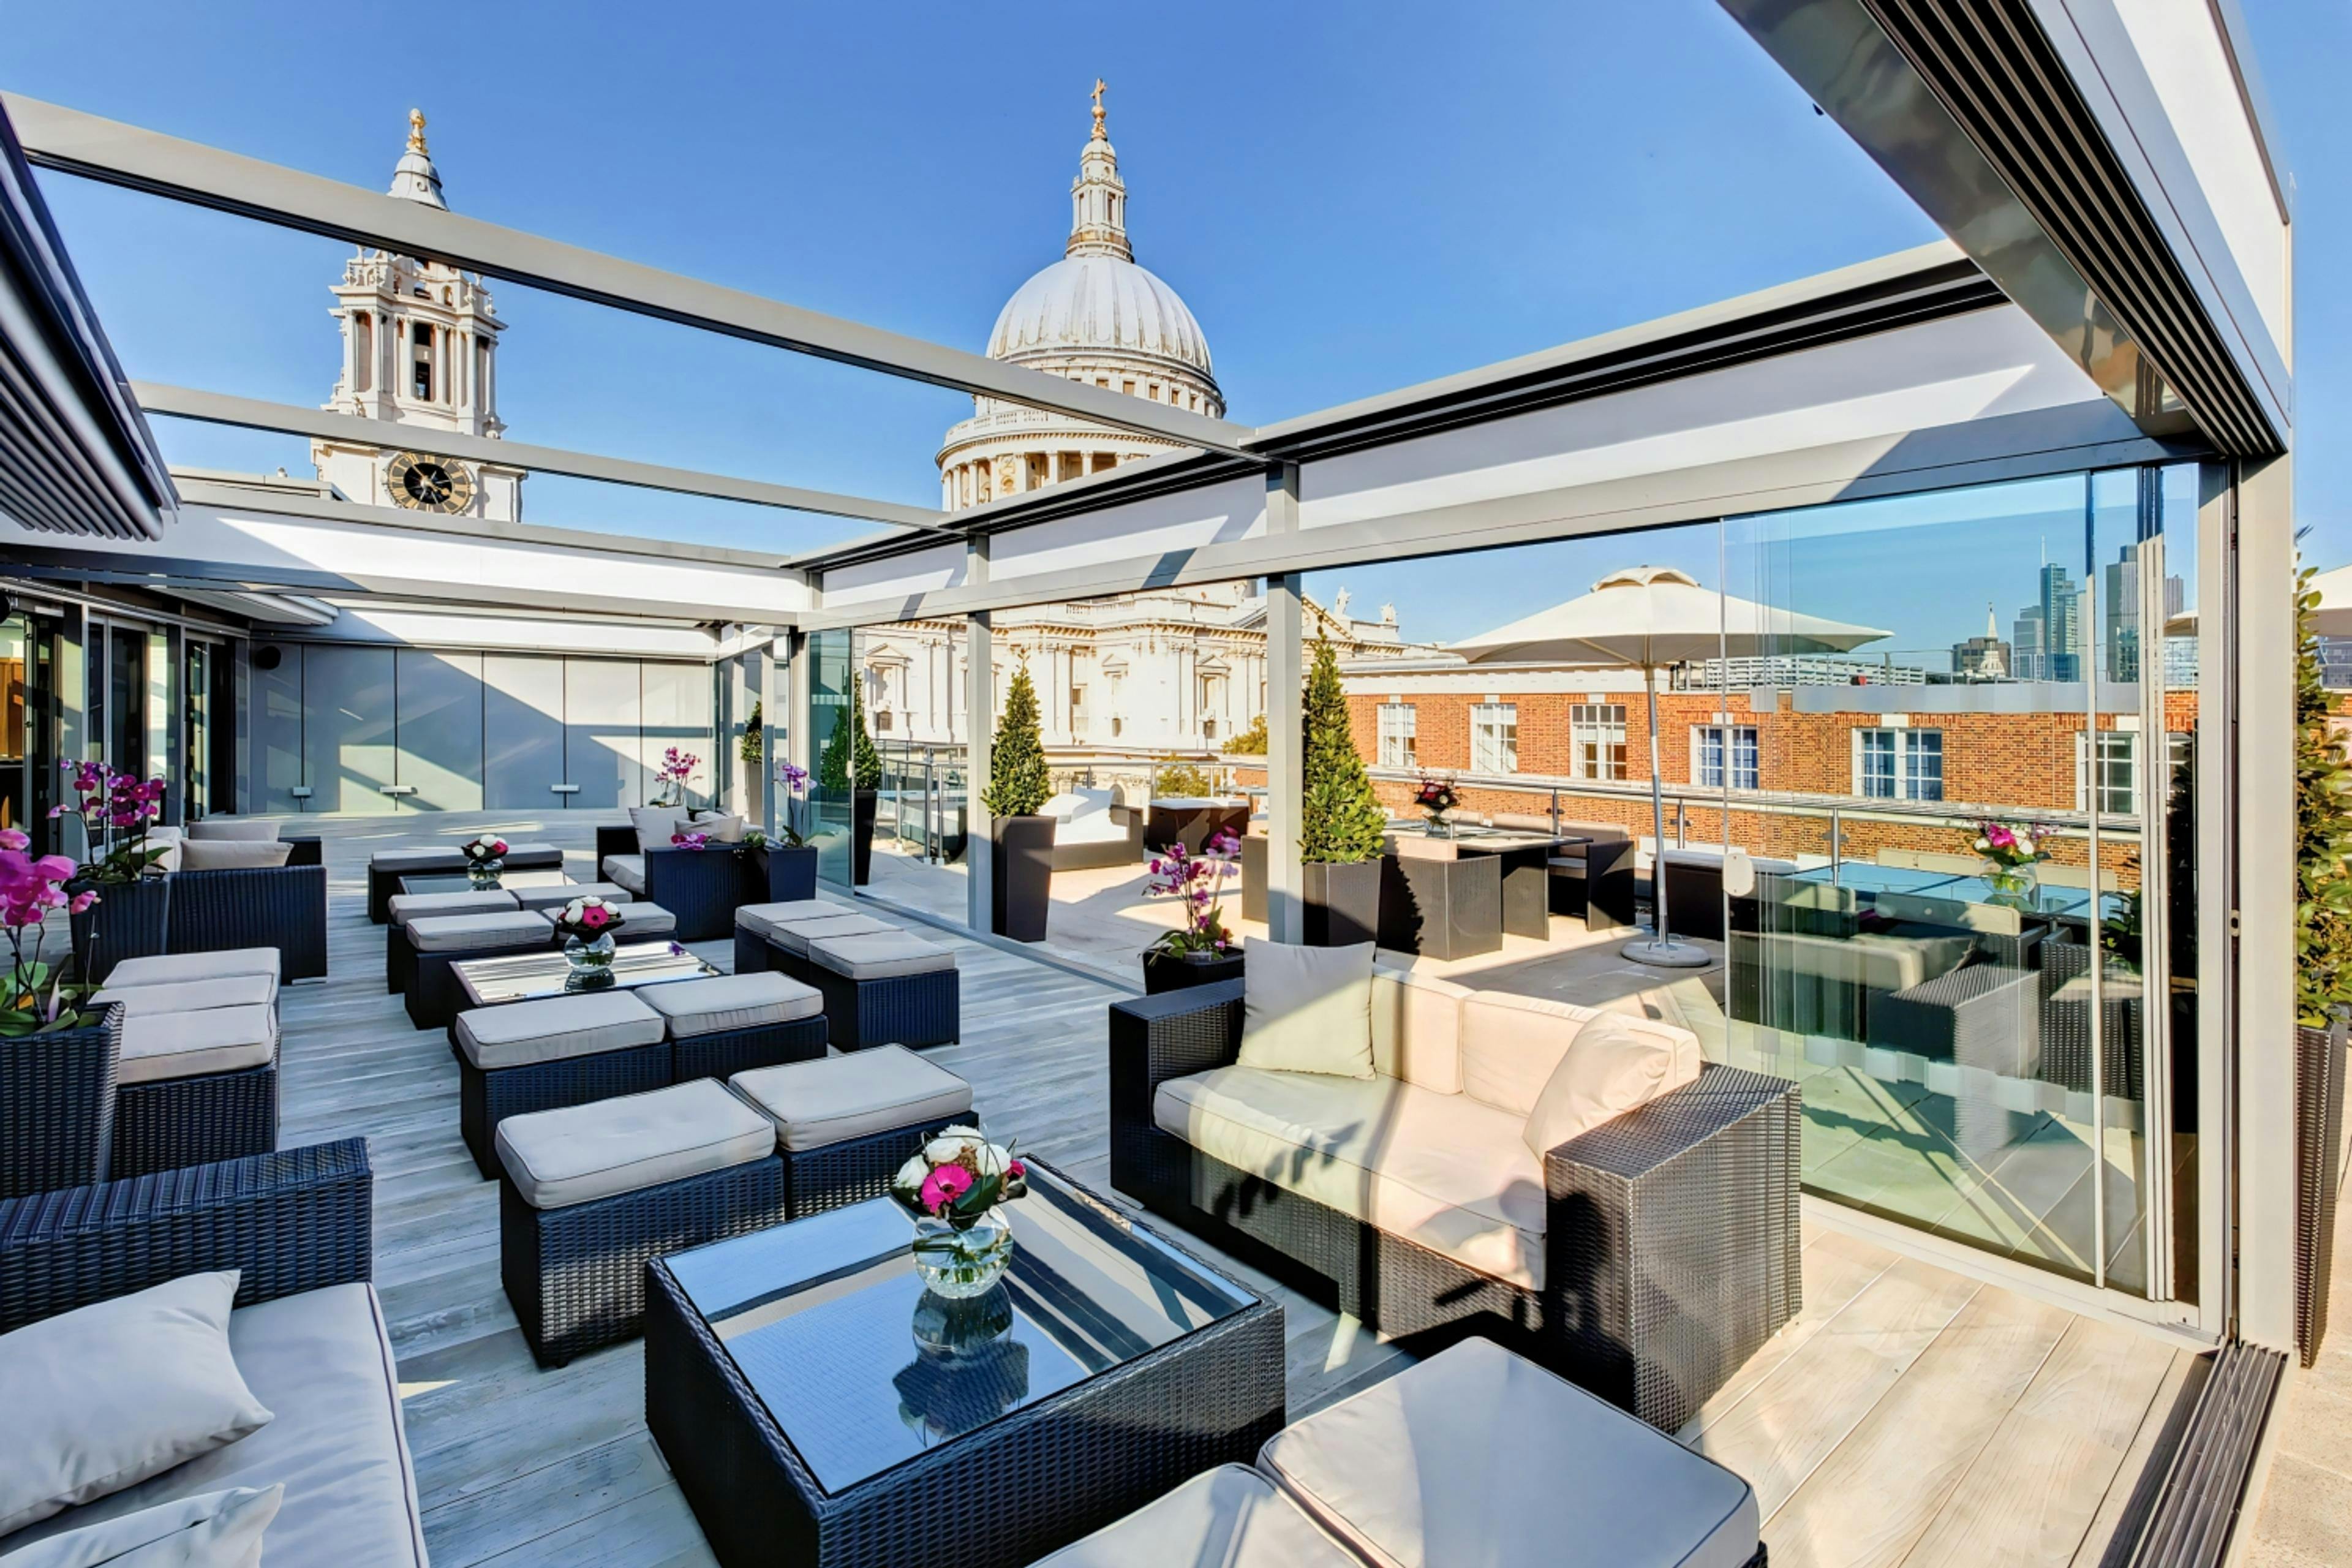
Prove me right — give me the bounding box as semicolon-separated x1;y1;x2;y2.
466;857;503;891
910;1208;1013;1298
1981;859;2039;908
1424;811;1452;839
562;932;617;986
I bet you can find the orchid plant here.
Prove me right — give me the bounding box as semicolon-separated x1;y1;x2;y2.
773;760;810;848
49;760;166;884
1;828;100;1036
889;1126;1029;1231
670;829;712;852
1969;818;2054;907
650;747;700;809
1143;829;1240;961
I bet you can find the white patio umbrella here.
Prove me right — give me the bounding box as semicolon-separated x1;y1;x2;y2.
1449;565;1888;967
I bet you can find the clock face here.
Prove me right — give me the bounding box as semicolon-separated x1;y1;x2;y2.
386;453;476;514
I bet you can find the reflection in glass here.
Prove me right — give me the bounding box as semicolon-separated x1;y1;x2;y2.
805;628;856;889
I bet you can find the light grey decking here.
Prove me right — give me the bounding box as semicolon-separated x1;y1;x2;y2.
271;812;2188;1567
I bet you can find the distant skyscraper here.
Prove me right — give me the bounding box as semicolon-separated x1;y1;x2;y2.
2013;604;2046;680
2039;564;2082;682
2105;541;2143;682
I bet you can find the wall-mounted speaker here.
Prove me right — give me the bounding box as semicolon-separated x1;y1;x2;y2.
252;644;284;671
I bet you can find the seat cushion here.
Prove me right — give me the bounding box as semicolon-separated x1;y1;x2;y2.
368;848;467;872
600;854;647;895
1521;1013;1702;1158
92;974;278;1016
1030;1464;1356;1567
186;818;282;843
102;949;280;988
454;991;666;1070
807;930;954;981
386;889;519;927
1458;992;1700;1118
119;1005;278;1085
735;900;846;940
2;1283;431;1568
1237;941;1376;1080
1257;1337;1759;1568
178;839;295;872
1156;1065;1547;1290
7;1484;284;1568
772;913;894;956
1369;967;1466;1093
608;902;677;939
404;910;552;954
730;1045;973;1152
510;881;626;911
497;843;565;869
496;1079;774;1210
638;971;821;1038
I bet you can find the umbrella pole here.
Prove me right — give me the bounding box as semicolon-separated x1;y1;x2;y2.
1624;662;1710;968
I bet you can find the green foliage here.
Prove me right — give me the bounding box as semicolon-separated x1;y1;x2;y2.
739;701;763;765
2296;564;2352;1027
816;685;883;794
1301;638;1388;864
984;663;1054;818
1224;713;1268;755
1156;762;1215;797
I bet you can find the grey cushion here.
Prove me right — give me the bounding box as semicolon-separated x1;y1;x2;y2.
495;1079;774;1209
186;818;282;843
630;805;691;853
102;949;279;988
729;1045;973;1152
178;840;295;872
368;848;466;872
385;890;519;927
510;881;628;911
119;1006;277;1085
404;910;552;954
0;1272;272;1537
735;900;845;939
807;930;954;981
1029;1465;1355;1567
639;971;821;1038
1;1485;284;1568
3;1283;429;1568
608;902;676;938
600;854;647;895
91;974;277;1016
1257;1337;1759;1568
1237;941;1376;1079
772;914;894;957
454;991;666;1070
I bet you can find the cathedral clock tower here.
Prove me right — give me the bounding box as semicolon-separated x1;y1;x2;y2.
312;110;524;521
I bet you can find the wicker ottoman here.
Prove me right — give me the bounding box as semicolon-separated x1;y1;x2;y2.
112;1002;279;1179
368;842;564;923
729;900;849;976
456;990;673;1180
802;931;960;1050
402;910;556;1031
497;1079;785;1366
749;912;895;984
384;889;521;993
639;971;829;1083
728;1044;974;1217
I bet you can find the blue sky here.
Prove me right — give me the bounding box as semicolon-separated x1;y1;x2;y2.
7;1;2339;649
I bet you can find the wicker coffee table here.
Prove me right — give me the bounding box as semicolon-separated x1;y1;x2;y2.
644;1160;1284;1568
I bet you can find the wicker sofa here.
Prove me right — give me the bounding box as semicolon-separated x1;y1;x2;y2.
1108;968;1800;1432
597;822;758;941
0;1139;429;1568
72;826;329;984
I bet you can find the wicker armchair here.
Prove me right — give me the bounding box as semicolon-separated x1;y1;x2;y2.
1107;981;1800;1432
597;824;750;941
168;863;330;981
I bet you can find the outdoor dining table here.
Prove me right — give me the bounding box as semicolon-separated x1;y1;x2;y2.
1380;824;1591;955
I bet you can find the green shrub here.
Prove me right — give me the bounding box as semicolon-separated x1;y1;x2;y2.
1225;713;1268;755
816;685;883;793
739;700;763;765
1156;762;1215;797
984;663;1054;818
1301;639;1387;864
2296;564;2352;1027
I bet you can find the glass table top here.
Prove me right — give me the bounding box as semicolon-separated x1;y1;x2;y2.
453;939;717;1006
1782;862;2120;920
398;869;576;896
664;1161;1258;1496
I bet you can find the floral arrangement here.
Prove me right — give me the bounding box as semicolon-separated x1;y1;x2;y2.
461;835;508;867
551;895;627;941
1970;819;2052;870
774;760;810;848
650;747;699;808
890;1126;1029;1227
670;829;712;852
50;760;166;884
1;829;100;1036
1413;775;1459;829
1144;829;1240;960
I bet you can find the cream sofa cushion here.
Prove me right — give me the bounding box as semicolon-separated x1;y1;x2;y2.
178;839;294;872
600;854;648;894
1030;1464;1356;1567
119;1006;277;1085
143;826;183;875
496;1080;774;1210
1521;1013;1703;1158
1458;992;1699;1118
630;805;690;853
186;819;282;842
1257;1336;1760;1568
454;990;665;1070
731;1046;974;1153
771;913;892;956
102;949;279;988
0;1272;272;1537
1156;1065;1546;1289
1368;967;1467;1093
92;974;277;1016
1237;941;1375;1079
4;1485;284;1568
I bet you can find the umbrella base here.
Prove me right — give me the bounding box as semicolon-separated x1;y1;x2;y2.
1621;935;1713;968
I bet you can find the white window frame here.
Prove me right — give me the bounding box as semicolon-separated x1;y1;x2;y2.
2075;729;2139;815
1693;724;1759;791
1377;701;1418;768
1471;703;1519;774
1852;727;1943;801
1570;702;1627;781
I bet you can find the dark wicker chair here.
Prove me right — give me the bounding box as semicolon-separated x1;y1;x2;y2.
112;1060;279;1180
1107;981;1801;1432
597;825;752;942
168;864;330;982
0;1137;372;1333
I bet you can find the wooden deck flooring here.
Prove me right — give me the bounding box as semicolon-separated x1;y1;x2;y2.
270;812;2193;1567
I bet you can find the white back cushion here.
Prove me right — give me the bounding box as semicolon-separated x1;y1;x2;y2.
1458;992;1700;1117
1521;1014;1704;1157
1237;942;1376;1079
1368;967;1467;1093
630;805;690;851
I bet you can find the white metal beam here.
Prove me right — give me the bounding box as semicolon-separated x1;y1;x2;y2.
7;96;1254;456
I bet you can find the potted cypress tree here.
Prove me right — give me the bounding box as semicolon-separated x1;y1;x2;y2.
2293;564;2352;1363
984;663;1057;941
1300;638;1388;946
817;685;885;886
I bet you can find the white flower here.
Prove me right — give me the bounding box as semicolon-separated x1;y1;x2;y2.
892;1154;930;1191
1974;838;1990;851
923;1133;981;1164
969;1142;1009;1178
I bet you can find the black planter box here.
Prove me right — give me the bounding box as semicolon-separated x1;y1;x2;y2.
1378;851;1502;960
0;1003;122;1199
753;843;819;903
1303;859;1381;948
70;876;172;986
851;790;878;886
1143;949;1245;995
991;815;1057;943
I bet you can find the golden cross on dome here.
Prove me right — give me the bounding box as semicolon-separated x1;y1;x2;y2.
1090;78;1107;139
407;108;429;155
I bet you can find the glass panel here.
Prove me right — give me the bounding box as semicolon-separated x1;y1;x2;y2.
562;658;641;810
805;628;856;889
2156;462;2202;1301
104;622;146;776
0;616;27;841
639;662;715;810
183;642;211;818
483;654;566;810
665;1164;1253;1495
394;649;484;812
251;643;306;813
302;644;397;814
